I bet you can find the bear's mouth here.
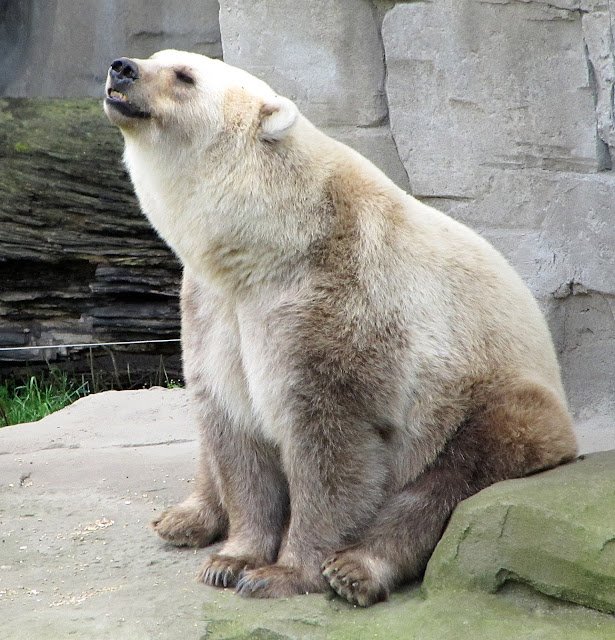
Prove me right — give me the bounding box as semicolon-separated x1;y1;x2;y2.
105;87;150;119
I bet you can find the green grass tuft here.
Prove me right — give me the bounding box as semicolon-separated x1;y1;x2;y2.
0;370;90;427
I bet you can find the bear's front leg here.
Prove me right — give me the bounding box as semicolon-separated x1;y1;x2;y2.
235;409;389;598
153;420;230;548
196;402;290;589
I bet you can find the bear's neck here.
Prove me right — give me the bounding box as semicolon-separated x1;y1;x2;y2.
123;130;332;295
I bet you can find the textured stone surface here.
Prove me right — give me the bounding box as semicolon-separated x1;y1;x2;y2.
582;3;615;162
1;392;614;639
0;0;221;97
381;0;615;432
0;99;181;380
425;451;615;614
383;1;600;189
220;0;387;127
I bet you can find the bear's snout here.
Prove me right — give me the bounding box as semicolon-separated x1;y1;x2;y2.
109;57;140;85
105;56;151;122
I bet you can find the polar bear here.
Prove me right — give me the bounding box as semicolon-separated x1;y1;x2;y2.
104;50;577;607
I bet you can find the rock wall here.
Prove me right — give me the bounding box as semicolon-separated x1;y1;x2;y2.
0;0;613;432
0;0;222;97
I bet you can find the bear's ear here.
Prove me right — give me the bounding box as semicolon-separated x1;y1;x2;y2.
259;96;298;141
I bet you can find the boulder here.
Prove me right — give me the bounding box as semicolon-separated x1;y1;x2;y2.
425;451;615;614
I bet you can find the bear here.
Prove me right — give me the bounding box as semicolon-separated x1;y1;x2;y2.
104;49;578;607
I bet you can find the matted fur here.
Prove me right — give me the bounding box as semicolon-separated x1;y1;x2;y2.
105;50;577;606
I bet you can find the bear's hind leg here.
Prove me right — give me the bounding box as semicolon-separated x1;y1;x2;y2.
322;380;577;606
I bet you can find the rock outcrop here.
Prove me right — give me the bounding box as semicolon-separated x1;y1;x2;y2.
0;99;181;381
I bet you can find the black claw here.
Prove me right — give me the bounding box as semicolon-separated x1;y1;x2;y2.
222;569;234;588
236;577;268;596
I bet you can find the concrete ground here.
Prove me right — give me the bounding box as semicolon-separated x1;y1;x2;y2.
0;388;613;639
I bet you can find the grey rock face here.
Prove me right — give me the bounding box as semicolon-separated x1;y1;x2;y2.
1;0;222;97
381;1;615;427
220;0;387;127
582;3;615;164
382;1;598;192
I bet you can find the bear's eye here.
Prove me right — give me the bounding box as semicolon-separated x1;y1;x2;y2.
175;69;195;86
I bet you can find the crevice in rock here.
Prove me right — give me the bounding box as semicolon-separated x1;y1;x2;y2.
370;0;413;191
496;571;615;615
584;42;613;170
478;0;585;14
497;505;513;540
452;523;472;561
356;112;390;129
368;0;390;127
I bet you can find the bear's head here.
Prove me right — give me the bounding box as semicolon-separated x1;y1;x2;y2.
103;50;332;286
104;49;299;148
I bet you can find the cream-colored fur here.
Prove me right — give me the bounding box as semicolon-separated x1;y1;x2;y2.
105;50;576;605
108;49;565;469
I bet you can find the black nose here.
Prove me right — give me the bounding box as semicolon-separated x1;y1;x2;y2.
109;57;139;83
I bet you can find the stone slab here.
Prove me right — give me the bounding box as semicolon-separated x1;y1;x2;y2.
381;1;615;428
219;0;387;128
383;1;599;193
1;390;614;638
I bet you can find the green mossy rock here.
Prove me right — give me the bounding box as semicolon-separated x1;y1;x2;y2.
196;586;614;640
424;451;615;614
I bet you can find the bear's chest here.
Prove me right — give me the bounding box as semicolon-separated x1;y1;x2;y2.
234;302;300;444
186;284;298;444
